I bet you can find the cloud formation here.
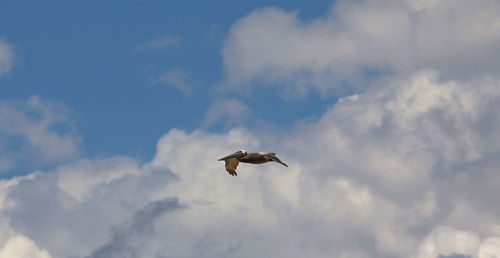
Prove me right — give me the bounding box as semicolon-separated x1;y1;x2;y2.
0;38;15;77
0;235;51;258
2;71;500;257
0;96;82;174
220;0;500;96
1;157;177;258
2;0;500;257
87;198;184;258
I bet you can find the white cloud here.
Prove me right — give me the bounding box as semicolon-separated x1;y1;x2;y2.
154;67;192;94
155;72;500;257
56;157;141;203
293;71;500;193
0;235;51;258
413;226;480;258
411;226;500;258
0;96;82;174
0;160;177;258
86;198;184;258
0;38;15;77
220;0;500;96
2;1;500;257
478;238;500;258
0;71;499;257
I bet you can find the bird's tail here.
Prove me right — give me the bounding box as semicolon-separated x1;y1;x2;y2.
271;156;288;167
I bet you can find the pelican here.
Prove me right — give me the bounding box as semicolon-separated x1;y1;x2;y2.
217;150;288;176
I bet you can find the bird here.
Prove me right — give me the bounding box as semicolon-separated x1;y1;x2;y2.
217;150;288;176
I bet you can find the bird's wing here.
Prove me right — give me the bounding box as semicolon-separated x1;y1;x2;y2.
225;158;239;176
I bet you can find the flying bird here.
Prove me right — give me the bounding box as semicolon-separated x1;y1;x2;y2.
217;150;288;176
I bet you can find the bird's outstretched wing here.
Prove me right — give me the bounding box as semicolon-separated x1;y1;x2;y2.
225;158;239;176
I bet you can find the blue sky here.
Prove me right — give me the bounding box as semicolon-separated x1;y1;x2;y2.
1;0;333;163
2;1;500;257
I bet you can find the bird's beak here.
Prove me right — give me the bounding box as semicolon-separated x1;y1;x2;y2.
217;151;245;161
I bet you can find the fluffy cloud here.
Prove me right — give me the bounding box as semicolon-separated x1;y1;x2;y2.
1;71;500;257
413;226;480;258
413;226;500;258
0;96;82;174
2;1;500;257
220;0;500;96
0;235;51;258
479;238;500;258
1;157;177;258
87;198;185;258
0;38;15;77
280;71;500;256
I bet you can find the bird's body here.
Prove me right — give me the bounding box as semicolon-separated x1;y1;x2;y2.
218;150;288;176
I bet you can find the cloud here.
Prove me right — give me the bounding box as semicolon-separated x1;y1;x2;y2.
138;35;180;50
2;1;500;257
0;38;15;77
0;235;51;258
56;157;142;203
478;238;500;258
0;96;82;174
201;98;251;129
87;198;185;258
413;226;480;258
1;71;500;257
148;71;500;257
220;0;500;96
153;67;192;94
1;157;178;258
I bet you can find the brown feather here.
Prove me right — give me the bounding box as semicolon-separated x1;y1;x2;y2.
225;158;239;176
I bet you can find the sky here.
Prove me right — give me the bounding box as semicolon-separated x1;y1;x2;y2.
1;0;500;257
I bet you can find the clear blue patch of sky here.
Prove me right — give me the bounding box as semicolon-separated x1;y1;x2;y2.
1;0;336;169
